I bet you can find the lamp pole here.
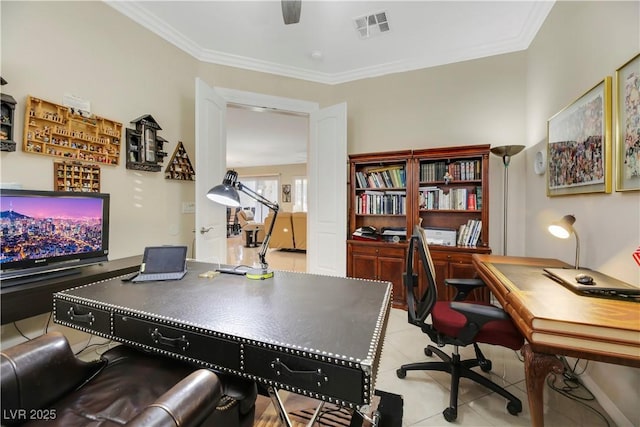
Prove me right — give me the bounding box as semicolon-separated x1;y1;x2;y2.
490;145;525;255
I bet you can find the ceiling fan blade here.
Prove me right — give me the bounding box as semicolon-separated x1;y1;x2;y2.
281;0;301;25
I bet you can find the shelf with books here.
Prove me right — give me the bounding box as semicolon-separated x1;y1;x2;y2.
347;146;491;306
413;145;490;250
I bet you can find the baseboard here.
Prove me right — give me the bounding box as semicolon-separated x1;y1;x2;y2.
580;372;633;427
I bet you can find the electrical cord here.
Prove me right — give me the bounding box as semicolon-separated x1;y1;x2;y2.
12;321;31;341
546;372;610;427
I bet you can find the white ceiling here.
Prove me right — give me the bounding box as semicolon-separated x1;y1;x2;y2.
106;0;554;167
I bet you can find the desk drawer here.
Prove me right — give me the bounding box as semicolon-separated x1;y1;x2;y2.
55;300;110;335
244;345;365;405
113;315;241;370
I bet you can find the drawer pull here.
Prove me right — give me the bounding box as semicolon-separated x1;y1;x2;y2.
67;307;94;325
150;328;190;351
270;358;329;387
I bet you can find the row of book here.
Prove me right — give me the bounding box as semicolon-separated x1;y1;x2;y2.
419;186;482;211
356;191;406;215
420;160;482;182
457;219;482;247
355;165;406;189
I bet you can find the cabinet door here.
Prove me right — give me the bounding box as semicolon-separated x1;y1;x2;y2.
428;251;454;301
378;255;406;307
351;253;378;281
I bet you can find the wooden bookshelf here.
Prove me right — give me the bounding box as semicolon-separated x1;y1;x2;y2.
347;145;491;308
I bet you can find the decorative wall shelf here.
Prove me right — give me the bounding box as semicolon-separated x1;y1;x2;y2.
1;77;17;152
54;161;101;192
125;114;167;172
23;96;121;165
165;141;195;181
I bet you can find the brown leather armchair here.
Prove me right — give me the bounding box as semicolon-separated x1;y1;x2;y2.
1;332;257;427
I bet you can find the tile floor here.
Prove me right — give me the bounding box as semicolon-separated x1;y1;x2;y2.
227;236;616;427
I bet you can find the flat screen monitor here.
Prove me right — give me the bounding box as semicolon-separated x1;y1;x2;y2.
0;189;110;284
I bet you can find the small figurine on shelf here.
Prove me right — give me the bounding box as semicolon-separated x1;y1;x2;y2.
443;171;453;184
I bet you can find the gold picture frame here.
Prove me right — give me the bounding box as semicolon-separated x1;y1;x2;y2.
547;77;612;196
615;53;640;191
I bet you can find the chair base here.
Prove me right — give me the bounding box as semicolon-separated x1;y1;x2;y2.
396;344;522;422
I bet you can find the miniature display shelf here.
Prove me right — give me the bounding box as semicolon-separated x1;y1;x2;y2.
54;161;100;193
23;96;122;165
1;80;17;152
165;141;195;181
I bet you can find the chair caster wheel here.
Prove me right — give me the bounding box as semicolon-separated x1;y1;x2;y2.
479;359;492;372
396;369;406;379
507;401;522;415
443;407;457;422
424;347;433;357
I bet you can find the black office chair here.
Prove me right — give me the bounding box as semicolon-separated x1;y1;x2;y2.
396;226;523;422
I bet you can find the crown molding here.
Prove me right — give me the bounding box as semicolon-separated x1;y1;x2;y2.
105;0;554;86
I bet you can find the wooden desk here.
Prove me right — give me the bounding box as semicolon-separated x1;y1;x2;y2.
473;254;640;427
53;261;392;423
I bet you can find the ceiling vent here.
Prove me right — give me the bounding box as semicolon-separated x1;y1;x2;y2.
354;11;390;39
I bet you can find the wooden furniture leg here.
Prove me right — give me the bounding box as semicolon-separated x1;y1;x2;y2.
522;344;564;427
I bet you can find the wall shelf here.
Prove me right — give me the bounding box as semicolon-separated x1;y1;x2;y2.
165;141;195;181
54;160;101;192
23;96;121;165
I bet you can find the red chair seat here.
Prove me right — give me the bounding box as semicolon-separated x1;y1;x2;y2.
432;301;524;350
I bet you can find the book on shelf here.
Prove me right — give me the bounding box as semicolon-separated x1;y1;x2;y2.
352;226;379;241
356;190;406;215
420;159;482;182
456;219;482;246
356;164;406;189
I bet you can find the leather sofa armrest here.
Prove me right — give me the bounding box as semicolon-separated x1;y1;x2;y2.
126;369;223;427
1;332;104;423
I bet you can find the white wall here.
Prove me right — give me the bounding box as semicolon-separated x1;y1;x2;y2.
524;2;640;425
1;1;199;259
1;1;638;422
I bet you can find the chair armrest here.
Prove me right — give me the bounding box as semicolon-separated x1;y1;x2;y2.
126;369;223;427
449;302;509;343
444;278;486;301
1;332;104;421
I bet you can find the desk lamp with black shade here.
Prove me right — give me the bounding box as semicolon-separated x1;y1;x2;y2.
207;170;279;280
548;214;580;269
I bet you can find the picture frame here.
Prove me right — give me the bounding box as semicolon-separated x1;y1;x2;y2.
282;184;291;202
547;77;612;196
615;53;640;191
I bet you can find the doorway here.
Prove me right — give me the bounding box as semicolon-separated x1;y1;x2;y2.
195;82;347;276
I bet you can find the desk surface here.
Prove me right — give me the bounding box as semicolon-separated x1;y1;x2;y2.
473;255;640;367
54;261;392;408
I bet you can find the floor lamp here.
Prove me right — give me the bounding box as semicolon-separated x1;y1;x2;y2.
490;145;525;255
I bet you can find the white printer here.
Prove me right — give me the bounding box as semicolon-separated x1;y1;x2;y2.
425;227;457;246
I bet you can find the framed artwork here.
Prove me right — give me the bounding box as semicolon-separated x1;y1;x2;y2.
282;184;291;202
615;53;640;191
547;77;612;196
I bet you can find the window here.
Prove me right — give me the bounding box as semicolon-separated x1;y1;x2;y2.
237;176;279;223
293;176;307;212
